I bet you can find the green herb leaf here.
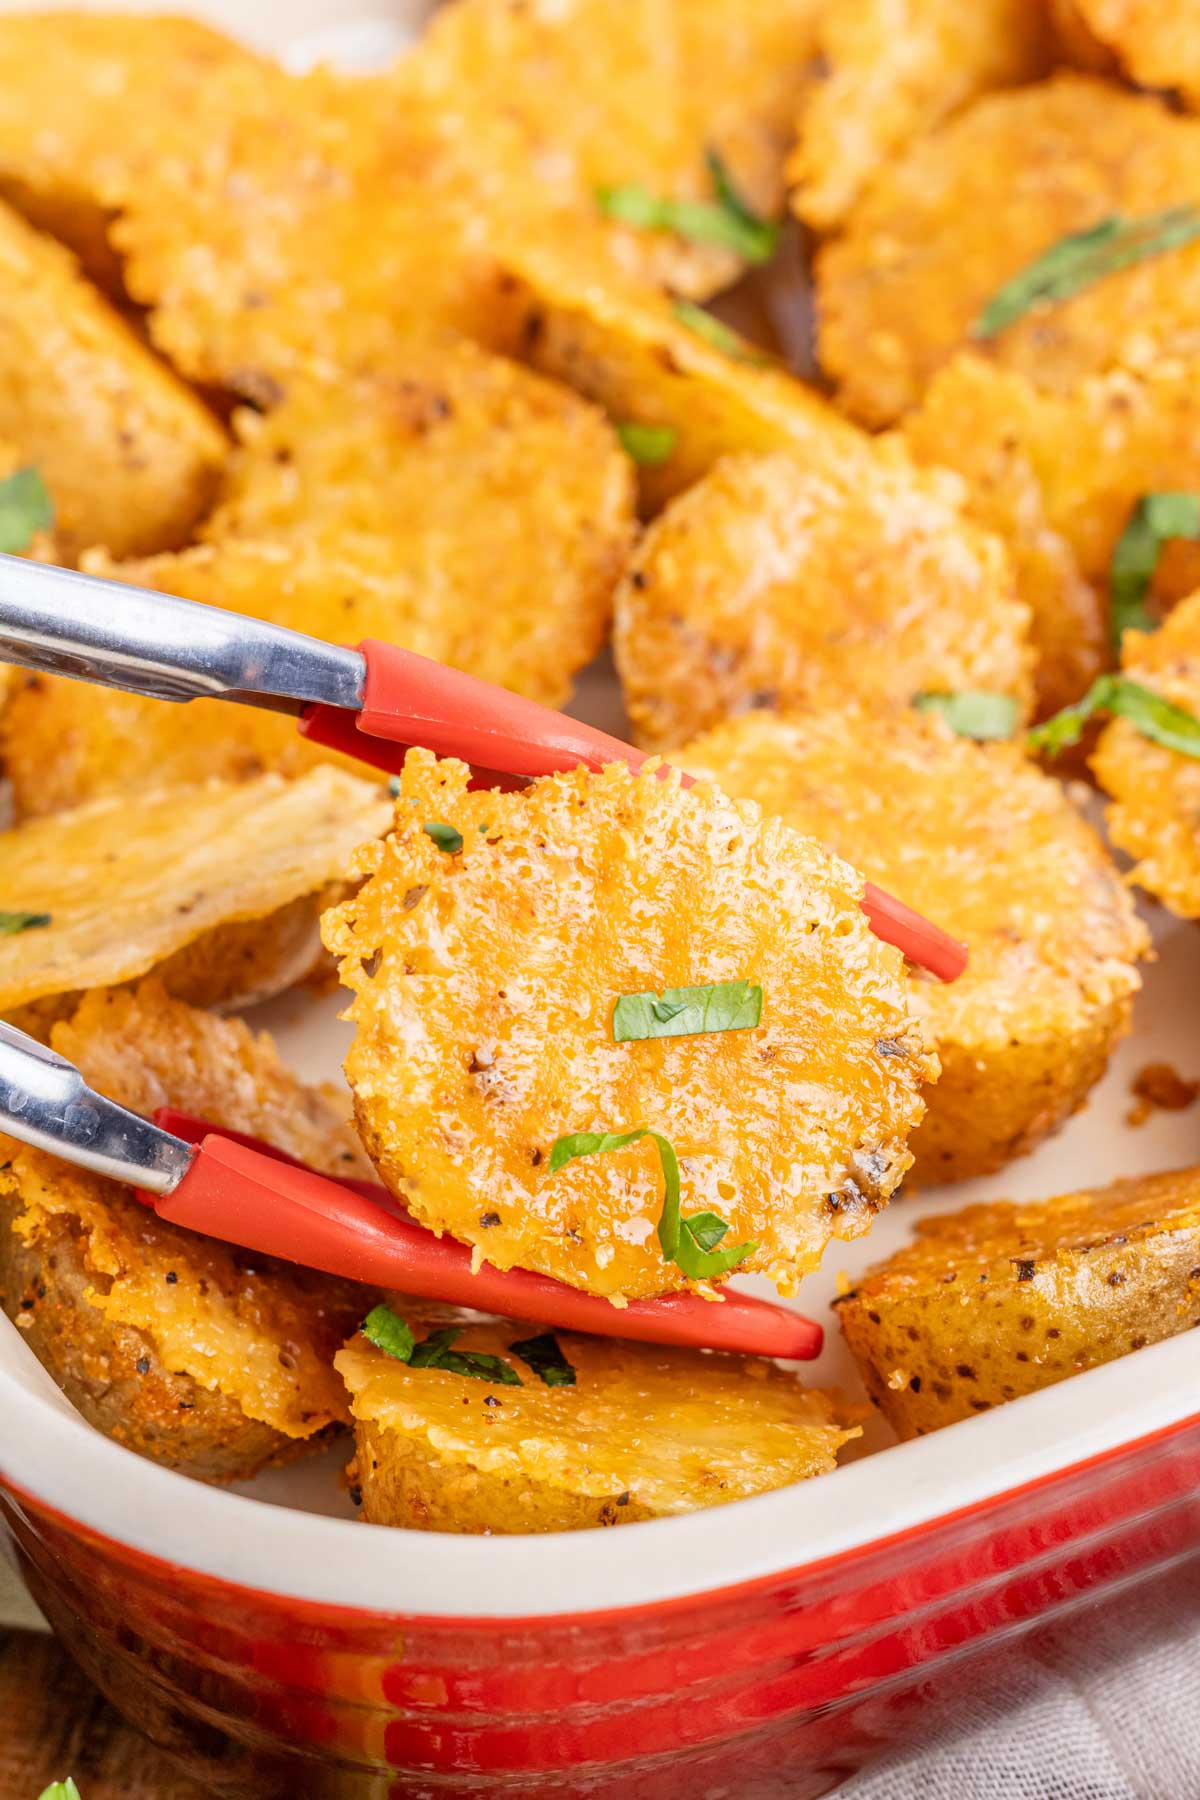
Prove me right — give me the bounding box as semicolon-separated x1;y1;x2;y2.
423;820;463;854
596;154;777;264
362;1303;416;1364
0;910;51;936
37;1784;83;1800
912;690;1020;742
0;466;53;555
671;299;767;364
549;1128;755;1281
973;206;1200;340
387;775;402;798
1028;673;1200;760
1110;492;1200;643
616;421;679;467
409;1325;522;1385
509;1330;577;1387
612;978;763;1043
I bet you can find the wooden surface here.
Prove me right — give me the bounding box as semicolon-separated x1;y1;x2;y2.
0;1627;206;1799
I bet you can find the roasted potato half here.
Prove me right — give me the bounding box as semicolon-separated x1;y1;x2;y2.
0;769;390;1031
337;1306;857;1533
323;750;937;1302
837;1166;1200;1437
0;198;225;560
614;448;1033;751
0;980;371;1481
682;708;1148;1183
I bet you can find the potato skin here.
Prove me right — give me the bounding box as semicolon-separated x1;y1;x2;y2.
337;1311;856;1534
614;448;1033;752
681;708;1147;1184
837;1168;1200;1437
324;751;937;1300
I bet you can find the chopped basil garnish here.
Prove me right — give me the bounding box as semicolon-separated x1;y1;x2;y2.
423;820;463;854
509;1330;576;1387
0;466;52;555
37;1784;83;1800
549;1128;756;1281
596;150;777;264
671;299;767;364
913;691;1020;742
387;775;402;798
616;421;679;467
972;207;1200;340
613;979;762;1042
0;910;50;936
1110;492;1200;644
363;1305;522;1385
1028;673;1200;760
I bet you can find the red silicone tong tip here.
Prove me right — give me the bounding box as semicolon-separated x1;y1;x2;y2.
150;1112;821;1360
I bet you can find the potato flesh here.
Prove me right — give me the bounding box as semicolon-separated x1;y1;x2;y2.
837;1168;1200;1437
681;708;1147;1183
323;751;936;1300
0;769;390;1015
613;448;1033;752
1094;591;1200;919
337;1311;857;1533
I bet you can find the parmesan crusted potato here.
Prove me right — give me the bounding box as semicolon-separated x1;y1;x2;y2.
788;0;1054;233
0;769;390;1030
837;1167;1200;1437
0;198;225;559
323;750;938;1301
682;709;1148;1183
0;980;371;1481
614;448;1033;751
1054;0;1200;109
817;75;1200;428
1094;591;1200;919
337;1308;858;1534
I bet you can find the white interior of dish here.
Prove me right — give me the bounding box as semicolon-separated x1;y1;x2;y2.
2;0;1199;1619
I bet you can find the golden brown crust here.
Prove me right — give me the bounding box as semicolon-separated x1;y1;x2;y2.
1054;0;1200;108
614;448;1033;752
337;1310;857;1533
323;750;936;1300
837;1167;1200;1436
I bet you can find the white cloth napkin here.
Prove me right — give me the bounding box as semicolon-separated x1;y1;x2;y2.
840;1555;1200;1798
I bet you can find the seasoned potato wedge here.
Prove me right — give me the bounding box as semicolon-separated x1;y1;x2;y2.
323;751;937;1301
1054;0;1200;109
837;1167;1200;1437
817;75;1200;427
0;769;390;1029
614;448;1033;751
1094;591;1200;919
0;980;370;1480
0;198;225;559
682;709;1147;1183
788;0;1053;232
337;1307;857;1533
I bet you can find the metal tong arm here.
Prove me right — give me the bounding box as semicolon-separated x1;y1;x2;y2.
0;553;365;712
0;1021;194;1195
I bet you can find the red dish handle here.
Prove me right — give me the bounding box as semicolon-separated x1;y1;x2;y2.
149;1123;823;1360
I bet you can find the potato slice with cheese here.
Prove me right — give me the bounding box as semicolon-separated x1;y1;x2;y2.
323;750;937;1302
682;708;1148;1183
0;980;370;1482
337;1306;857;1533
837;1167;1200;1437
0;768;390;1032
613;447;1033;751
0;198;225;559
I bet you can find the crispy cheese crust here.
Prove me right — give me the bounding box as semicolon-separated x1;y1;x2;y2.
837;1167;1200;1437
614;448;1033;752
0;769;390;1025
1054;0;1200;109
0;198;225;559
337;1308;857;1533
817;75;1200;428
323;750;937;1301
681;709;1147;1183
1093;591;1200;919
0;980;371;1480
